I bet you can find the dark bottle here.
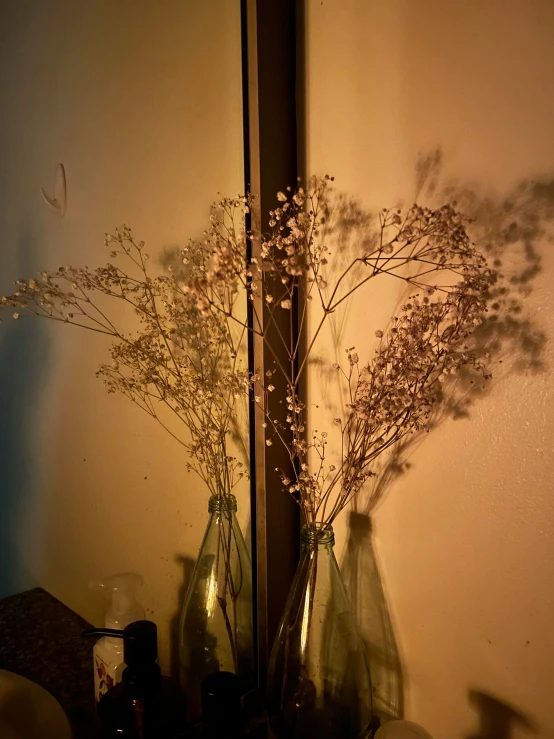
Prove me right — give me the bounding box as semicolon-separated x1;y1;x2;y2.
83;620;187;738
201;672;242;739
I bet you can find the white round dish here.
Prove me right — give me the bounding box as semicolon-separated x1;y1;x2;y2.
0;670;72;739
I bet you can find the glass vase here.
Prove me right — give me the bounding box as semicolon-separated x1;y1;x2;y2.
179;494;254;721
267;524;373;739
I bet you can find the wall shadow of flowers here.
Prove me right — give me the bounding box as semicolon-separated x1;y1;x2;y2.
312;150;553;723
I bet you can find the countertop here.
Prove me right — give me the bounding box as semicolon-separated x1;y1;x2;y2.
0;587;98;738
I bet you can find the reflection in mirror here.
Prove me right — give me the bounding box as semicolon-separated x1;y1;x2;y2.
0;0;251;710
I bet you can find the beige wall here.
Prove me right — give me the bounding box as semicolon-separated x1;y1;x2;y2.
305;1;554;736
0;0;245;673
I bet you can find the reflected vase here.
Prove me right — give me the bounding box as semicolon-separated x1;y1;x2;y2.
179;494;254;721
267;524;373;739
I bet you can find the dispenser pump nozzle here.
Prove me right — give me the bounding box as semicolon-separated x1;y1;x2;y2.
83;621;161;698
83;621;158;667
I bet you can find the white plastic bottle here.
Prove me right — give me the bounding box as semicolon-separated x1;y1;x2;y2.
90;573;145;703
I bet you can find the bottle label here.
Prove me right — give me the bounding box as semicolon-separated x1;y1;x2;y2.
94;653;119;703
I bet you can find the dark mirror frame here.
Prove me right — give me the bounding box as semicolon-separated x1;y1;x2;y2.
241;0;305;694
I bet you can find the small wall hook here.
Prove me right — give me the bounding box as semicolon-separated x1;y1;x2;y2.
41;163;67;217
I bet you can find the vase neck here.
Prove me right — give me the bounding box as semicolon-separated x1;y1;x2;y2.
300;524;335;551
208;494;237;515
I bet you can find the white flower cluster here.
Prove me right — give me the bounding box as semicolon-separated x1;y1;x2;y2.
1;178;494;529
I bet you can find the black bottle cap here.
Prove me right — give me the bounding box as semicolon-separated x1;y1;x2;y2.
123;620;158;667
202;671;240;708
201;672;241;736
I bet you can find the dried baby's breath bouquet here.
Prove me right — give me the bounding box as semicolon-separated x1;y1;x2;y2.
2;177;494;531
2;213;251;499
183;176;494;530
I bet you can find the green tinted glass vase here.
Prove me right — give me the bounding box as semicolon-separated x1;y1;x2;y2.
267;524;373;738
179;494;254;721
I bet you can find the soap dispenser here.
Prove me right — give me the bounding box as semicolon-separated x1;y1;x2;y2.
90;573;145;703
83;620;187;739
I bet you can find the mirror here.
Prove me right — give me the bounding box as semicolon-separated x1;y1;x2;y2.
0;0;251;688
